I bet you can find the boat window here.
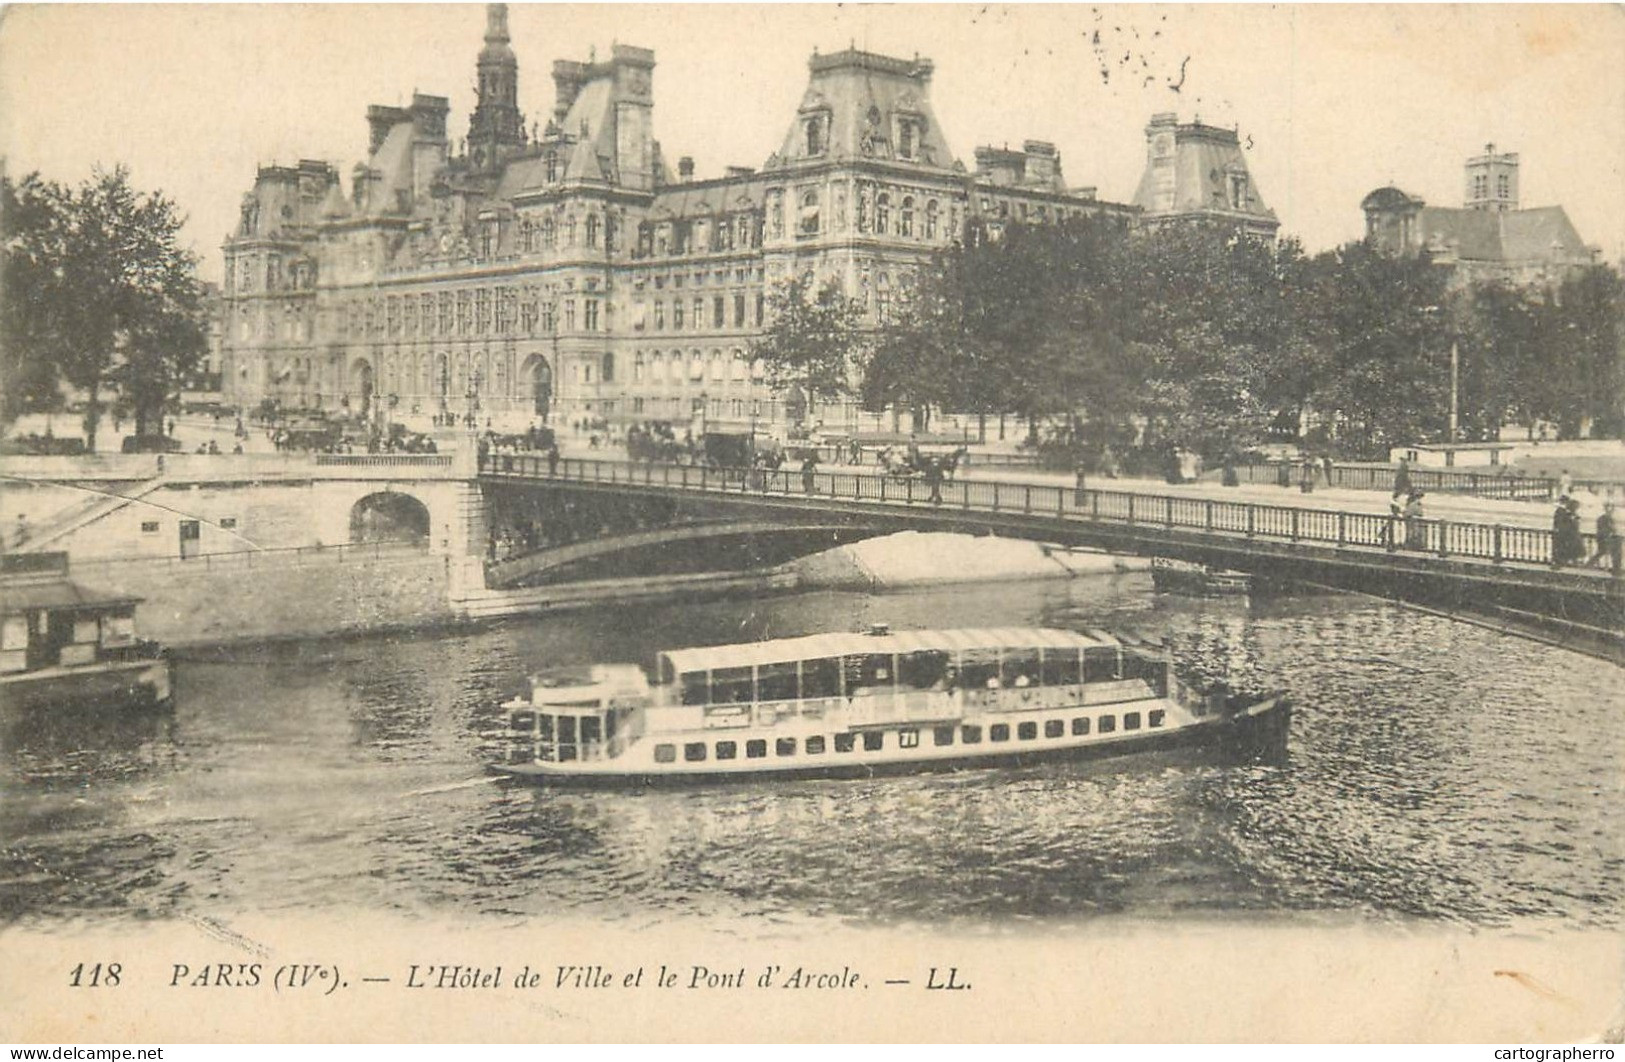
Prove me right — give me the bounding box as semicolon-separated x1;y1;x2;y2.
757;661;798;702
834;733;856;753
1083;647;1121;683
580;716;602;743
802;658;841;699
960;725;982;744
654;743;676;763
899;729;919;748
558;716;578;744
844;653;894;692
538;714;554;741
680;671;710;706
716;741;737;760
1017;722;1037;740
990;724;1010;742
776;737;797;756
898;650;950;690
1045;719;1064;739
711;666;754;705
862;731;884;751
1071;717;1090;736
683;742;707;762
1123;711;1141;731
1098;715;1116;734
1122;653;1167;694
659;656;676;686
1041;648;1082;686
956;648;999;690
805;735;826;754
510;711;536;731
1001;650;1041;688
1149;709;1165;728
933;726;955;747
746;739;767;758
559;745;577;762
604;712;618;740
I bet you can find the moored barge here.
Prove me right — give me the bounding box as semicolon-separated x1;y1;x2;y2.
0;552;171;712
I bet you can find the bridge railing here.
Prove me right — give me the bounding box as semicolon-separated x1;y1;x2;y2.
480;454;1608;572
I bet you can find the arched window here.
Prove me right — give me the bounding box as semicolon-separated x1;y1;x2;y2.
875;193;891;234
689;349;704;381
651;351;665;381
708;349;725;381
564;217;577;247
586;214;600;248
541;217;556;248
805;115;825;156
900;196;915;238
730;349;746;380
925;199;940;240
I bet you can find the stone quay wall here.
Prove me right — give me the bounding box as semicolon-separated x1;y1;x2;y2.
70;544;452;648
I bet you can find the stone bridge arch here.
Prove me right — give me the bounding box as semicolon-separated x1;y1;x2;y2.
349;490;431;544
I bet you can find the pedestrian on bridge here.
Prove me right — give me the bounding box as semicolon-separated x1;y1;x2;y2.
1590;500;1619;574
801;454;819;494
1403;492;1426;550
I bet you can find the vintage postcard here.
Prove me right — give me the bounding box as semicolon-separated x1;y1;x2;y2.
1;3;1622;1044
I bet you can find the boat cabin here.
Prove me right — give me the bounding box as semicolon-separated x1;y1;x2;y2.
0;553;144;676
655;627;1171;729
511;664;649;762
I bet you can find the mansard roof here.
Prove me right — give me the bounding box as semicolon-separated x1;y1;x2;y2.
772;48;958;171
650;176;770;220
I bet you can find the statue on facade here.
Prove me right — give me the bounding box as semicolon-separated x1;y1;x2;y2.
239;194;259;235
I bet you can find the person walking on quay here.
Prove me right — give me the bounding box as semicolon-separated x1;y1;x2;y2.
1393;457;1412;499
801;453;819;494
1403;491;1426;550
546;442;560;477
1558;468;1573;499
1299;458;1316;493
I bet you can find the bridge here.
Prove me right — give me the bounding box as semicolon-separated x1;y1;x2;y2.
480;452;1624;655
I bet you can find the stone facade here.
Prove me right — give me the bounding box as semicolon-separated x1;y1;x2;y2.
219;5;1135;433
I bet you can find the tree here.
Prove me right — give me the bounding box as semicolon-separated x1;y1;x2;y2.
1;174;71;425
748;273;870;421
1302;242;1453;456
0;167;205;448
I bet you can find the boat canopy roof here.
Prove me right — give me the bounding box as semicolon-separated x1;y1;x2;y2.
0;579;142;617
660;627;1152;677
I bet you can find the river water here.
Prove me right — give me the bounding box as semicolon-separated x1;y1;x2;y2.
2;574;1620;932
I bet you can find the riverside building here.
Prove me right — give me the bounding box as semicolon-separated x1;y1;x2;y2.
218;4;1136;434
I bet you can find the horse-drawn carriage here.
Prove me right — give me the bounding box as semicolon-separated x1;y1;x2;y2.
874;444;969;482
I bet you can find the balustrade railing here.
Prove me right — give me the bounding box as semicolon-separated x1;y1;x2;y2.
479;454;1606;572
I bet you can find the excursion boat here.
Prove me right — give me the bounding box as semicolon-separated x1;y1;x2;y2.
1151;557;1253;597
495;625;1289;785
0;552;172;712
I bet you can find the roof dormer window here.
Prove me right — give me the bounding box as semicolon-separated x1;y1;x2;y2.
805;114;826;157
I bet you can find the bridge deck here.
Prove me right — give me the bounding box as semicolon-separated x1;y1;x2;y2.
480;453;1623;645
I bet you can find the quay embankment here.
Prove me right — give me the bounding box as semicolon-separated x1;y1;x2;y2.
66;544;454;649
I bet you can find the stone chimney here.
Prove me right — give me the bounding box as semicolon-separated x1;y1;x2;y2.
678;156;695;182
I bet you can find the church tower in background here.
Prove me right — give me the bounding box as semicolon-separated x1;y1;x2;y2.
1464;143;1518;212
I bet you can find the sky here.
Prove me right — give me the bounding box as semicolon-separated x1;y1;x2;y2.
1;3;1621;283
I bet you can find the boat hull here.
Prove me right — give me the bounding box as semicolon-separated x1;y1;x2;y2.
494;695;1290;787
0;657;172;713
